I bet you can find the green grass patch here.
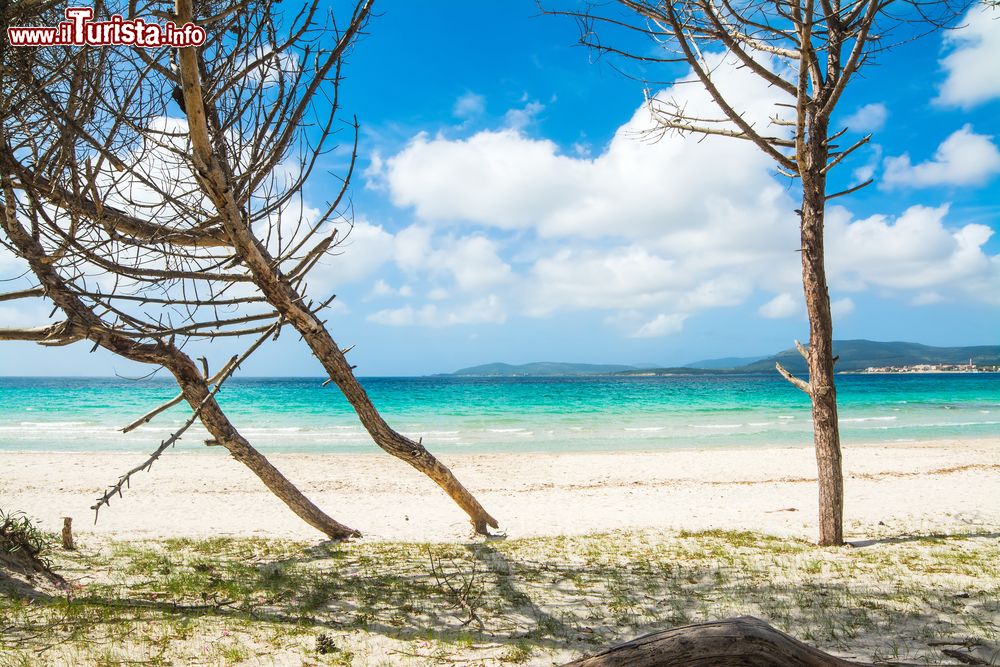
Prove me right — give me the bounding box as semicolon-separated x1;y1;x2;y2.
1;528;997;666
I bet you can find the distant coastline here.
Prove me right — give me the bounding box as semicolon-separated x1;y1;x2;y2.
450;339;1000;377
845;364;1000;375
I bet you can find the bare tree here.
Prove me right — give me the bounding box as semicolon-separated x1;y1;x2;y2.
547;0;968;545
1;0;497;535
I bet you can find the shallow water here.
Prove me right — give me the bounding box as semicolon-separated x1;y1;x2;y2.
0;374;997;453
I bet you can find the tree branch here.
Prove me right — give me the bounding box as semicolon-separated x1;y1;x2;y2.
776;361;812;394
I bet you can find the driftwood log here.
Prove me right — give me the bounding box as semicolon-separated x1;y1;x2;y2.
562;617;956;666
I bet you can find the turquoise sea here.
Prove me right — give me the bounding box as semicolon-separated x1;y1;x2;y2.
0;374;997;454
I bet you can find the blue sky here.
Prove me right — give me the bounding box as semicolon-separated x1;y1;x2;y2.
2;1;998;376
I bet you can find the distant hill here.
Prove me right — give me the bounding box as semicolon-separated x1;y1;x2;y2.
740;340;1000;373
448;341;1000;377
451;362;638;376
683;355;766;370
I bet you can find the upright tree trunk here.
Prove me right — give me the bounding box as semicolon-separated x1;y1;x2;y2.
800;116;844;547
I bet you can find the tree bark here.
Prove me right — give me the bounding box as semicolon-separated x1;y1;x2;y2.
800;114;844;547
0;189;359;541
562;617;949;667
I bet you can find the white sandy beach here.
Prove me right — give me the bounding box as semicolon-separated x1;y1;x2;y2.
2;438;998;543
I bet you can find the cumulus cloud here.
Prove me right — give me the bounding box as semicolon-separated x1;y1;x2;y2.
831;298;855;318
882;125;1000;188
361;56;1000;333
935;6;1000;109
373;56;808;331
843;103;888;132
850;144;883;187
503;100;545;130
633;313;688;338
369;279;412;299
393;226;511;293
757;294;854;320
384;53;790;241
363;151;386;191
526;246;683;315
759;292;801;318
311;219;394;286
826;204;999;301
368;295;506;327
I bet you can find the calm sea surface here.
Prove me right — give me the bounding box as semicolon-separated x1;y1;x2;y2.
0;374;997;454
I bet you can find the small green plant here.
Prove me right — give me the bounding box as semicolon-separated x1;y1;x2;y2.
499;641;533;663
0;508;50;569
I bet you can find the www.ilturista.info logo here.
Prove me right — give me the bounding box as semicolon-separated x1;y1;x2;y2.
7;7;206;48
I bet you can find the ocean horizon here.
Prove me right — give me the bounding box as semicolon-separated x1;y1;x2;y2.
1;373;997;455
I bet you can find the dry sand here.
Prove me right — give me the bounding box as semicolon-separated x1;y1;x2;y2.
1;438;997;542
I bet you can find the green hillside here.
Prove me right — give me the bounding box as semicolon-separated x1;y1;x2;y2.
740;340;1000;373
449;341;999;377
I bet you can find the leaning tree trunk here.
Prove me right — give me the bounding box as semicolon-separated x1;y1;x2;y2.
165;352;361;540
0;186;358;540
562;616;950;666
173;17;499;535
799;115;844;547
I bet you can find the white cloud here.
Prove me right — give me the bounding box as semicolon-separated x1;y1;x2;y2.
852;164;875;184
242;46;300;87
826;204;1000;302
843;103;888;132
363;151;385;191
756;294;855;321
882;125;1000;188
453;92;486;119
935;6;1000;109
368;295;506;327
633;313;687;338
311;220;394;286
366;55;1000;334
759;292;801;318
831;297;855;318
440;236;512;292
370;279;393;297
369;279;412;299
393;225;434;273
850;144;883;186
393;226;511;293
526;246;682;315
384;53;791;242
503;101;545;130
